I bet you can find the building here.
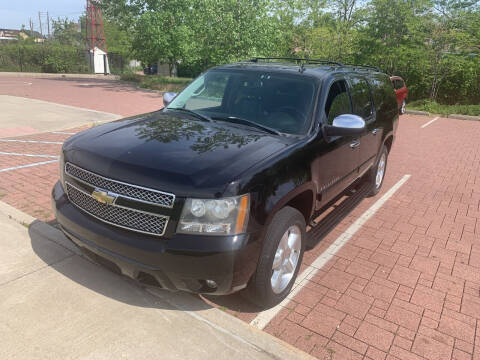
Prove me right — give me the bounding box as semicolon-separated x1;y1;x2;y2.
0;29;45;43
88;47;110;74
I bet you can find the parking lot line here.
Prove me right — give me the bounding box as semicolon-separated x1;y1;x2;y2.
0;151;59;159
0;159;59;173
421;116;439;128
250;174;411;330
0;139;63;145
51;131;76;135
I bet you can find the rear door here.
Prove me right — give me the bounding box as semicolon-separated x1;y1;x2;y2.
313;78;360;206
347;74;378;175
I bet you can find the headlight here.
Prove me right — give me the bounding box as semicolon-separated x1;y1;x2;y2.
177;194;250;235
59;150;65;189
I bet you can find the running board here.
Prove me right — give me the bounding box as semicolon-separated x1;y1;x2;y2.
306;182;370;249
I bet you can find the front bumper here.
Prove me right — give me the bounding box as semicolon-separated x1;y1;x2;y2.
52;181;260;295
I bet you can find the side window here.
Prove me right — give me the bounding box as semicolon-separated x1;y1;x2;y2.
349;76;373;119
325;80;352;125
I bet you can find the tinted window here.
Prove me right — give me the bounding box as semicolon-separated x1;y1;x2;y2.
167;70;316;135
370;75;397;114
349;76;373;118
325;80;352;124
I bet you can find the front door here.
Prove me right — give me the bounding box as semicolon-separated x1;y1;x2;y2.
313;79;360;208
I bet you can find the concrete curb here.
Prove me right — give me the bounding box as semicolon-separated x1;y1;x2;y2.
148;288;317;360
0;200;35;226
405;110;430;116
405;110;480;122
0;72;120;81
0;201;315;360
447;114;480;121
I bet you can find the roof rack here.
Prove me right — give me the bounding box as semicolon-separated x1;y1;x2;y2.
245;58;383;73
249;57;344;67
345;64;382;72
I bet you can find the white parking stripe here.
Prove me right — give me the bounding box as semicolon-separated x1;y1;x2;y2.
421;116;440;129
0;159;59;173
52;131;76;135
0;151;59;158
0;139;63;145
250;174;411;330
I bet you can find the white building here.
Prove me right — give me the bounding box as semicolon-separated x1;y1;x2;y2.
88;47;110;74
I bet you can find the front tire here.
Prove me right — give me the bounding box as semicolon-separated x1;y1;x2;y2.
366;145;388;197
247;206;306;308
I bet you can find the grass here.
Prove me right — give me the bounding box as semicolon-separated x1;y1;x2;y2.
120;73;192;93
407;100;480;117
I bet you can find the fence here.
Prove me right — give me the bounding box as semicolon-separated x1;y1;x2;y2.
0;42;131;75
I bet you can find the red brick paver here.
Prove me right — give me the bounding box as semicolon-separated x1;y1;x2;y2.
260;115;480;360
1;76;480;360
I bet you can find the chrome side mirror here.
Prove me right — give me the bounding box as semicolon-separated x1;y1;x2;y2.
163;92;177;107
324;114;366;137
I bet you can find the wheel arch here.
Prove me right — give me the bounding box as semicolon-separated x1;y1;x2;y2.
263;183;316;228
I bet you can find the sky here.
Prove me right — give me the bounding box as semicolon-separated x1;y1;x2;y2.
1;1;85;32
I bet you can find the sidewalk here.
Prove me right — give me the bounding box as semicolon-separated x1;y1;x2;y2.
0;207;313;360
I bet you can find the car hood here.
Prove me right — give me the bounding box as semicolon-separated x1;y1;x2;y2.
64;111;294;197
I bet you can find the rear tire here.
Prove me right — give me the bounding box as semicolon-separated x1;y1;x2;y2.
246;206;306;308
366;145;388;197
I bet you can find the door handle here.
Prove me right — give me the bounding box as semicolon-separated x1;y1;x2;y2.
350;140;360;149
372;128;378;135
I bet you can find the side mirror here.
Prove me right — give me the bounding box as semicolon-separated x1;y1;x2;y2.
324;114;366;137
163;92;177;107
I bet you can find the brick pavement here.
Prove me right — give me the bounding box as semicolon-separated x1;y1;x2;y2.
1;76;480;359
256;116;480;360
0;75;163;117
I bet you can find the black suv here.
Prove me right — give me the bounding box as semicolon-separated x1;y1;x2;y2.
52;58;398;307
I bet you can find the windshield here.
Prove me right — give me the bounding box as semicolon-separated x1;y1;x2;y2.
167;69;317;135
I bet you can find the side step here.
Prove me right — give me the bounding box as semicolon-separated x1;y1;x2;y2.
306;182;371;249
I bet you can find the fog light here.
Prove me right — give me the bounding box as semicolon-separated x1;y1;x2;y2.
205;280;217;289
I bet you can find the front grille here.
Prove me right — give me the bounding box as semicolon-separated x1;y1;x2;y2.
65;163;175;208
66;182;168;236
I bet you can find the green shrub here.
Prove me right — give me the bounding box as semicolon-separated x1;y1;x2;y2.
120;74;192;92
407;100;480;116
0;42;89;73
120;73;143;82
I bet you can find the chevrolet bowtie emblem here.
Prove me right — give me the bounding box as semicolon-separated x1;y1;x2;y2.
91;189;116;205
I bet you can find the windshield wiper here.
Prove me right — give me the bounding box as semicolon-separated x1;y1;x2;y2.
168;108;211;122
211;116;281;135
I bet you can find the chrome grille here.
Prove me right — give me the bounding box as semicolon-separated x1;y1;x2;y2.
65;163;175;208
66;182;168;236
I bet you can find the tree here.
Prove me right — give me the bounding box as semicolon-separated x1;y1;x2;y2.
52;18;83;46
101;0;277;75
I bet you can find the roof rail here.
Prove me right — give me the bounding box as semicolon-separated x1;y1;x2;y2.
245;58;383;73
345;64;382;72
249;57;343;66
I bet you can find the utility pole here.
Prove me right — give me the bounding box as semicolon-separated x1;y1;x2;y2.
29;18;33;34
47;12;50;38
38;12;43;36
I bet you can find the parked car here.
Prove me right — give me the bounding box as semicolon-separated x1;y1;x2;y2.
390;76;408;115
143;64;158;75
52;58;398;307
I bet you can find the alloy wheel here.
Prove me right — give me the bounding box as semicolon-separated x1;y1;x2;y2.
375;152;386;189
271;225;301;294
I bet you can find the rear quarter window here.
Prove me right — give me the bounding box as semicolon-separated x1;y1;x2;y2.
369;75;397;114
